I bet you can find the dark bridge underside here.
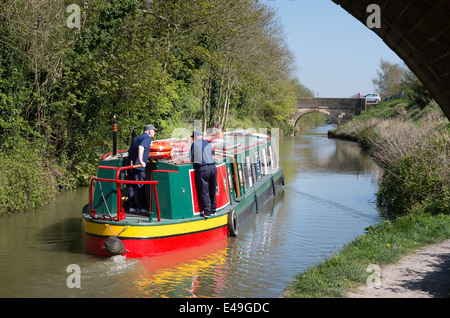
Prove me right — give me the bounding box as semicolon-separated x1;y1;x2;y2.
332;0;450;120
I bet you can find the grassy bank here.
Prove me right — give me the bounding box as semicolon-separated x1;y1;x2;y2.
283;214;450;298
283;100;450;298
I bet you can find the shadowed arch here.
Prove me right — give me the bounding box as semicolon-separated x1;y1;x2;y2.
293;109;339;129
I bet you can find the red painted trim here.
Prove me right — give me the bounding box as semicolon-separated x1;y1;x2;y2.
83;225;228;258
189;163;230;215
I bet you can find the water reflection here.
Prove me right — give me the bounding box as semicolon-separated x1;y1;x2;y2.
38;217;84;253
134;240;229;298
0;125;382;298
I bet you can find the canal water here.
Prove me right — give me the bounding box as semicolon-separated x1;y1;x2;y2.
0;125;383;298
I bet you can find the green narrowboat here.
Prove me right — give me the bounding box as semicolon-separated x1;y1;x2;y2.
82;129;284;257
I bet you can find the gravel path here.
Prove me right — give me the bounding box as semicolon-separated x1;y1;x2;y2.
347;239;450;298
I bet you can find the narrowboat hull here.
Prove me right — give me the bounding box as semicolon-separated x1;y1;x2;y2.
82;130;284;258
82;211;229;258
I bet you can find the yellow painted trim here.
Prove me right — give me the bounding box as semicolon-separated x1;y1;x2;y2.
82;214;228;239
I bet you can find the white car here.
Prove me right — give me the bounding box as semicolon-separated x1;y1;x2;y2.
364;93;381;103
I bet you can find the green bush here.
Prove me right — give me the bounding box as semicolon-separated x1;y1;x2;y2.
0;140;71;214
377;134;449;218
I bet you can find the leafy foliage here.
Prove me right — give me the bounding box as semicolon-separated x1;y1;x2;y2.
377;132;450;218
0;0;312;213
0;139;72;213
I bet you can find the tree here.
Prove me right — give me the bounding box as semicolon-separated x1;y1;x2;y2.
0;0;75;140
0;0;314;190
402;70;432;110
372;59;405;98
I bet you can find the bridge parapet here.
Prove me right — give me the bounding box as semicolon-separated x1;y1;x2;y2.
295;97;367;110
289;97;367;132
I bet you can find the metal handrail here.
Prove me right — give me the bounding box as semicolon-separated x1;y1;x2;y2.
89;165;161;222
101;149;129;160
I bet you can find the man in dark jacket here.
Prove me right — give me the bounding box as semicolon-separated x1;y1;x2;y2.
190;130;217;218
127;124;157;213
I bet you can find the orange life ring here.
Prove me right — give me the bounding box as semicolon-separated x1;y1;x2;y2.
150;141;173;152
149;150;173;159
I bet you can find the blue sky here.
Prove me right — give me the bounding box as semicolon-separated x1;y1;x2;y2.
264;0;405;97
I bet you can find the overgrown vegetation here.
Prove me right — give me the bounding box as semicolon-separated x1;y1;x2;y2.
0;138;72;213
331;100;449;218
0;0;313;214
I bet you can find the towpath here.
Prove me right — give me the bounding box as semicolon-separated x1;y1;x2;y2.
347;239;450;298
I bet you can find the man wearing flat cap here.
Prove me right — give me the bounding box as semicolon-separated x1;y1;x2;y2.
126;124;157;214
190;130;217;218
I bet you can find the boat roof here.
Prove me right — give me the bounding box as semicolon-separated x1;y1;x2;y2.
103;130;273;166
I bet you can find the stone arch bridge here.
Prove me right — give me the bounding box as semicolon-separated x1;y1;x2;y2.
289;97;369;131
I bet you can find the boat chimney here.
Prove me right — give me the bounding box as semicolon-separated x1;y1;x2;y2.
113;115;117;155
